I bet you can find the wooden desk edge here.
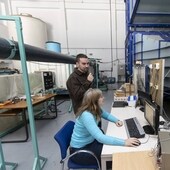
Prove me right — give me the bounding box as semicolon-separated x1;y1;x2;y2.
112;151;159;170
0;93;57;109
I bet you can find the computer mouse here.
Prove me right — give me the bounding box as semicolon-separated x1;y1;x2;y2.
133;141;141;146
159;121;165;125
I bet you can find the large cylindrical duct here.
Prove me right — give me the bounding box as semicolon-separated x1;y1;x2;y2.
0;38;76;64
7;13;48;49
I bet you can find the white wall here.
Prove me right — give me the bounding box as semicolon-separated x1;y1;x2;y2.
0;0;126;85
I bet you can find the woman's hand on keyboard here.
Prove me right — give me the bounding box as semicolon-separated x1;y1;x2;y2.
125;138;141;147
115;120;123;127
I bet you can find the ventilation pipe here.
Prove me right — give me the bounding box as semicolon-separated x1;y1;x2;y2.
0;38;76;64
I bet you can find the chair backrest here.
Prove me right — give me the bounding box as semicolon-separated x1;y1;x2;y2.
54;121;75;159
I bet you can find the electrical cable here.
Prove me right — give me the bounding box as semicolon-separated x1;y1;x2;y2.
99;59;119;64
140;134;150;144
109;0;114;77
149;140;160;157
162;107;170;122
63;0;70;55
29;61;67;67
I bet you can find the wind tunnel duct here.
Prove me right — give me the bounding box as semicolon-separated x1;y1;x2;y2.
0;38;76;64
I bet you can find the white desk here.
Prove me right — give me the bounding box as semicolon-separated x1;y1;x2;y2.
101;106;158;170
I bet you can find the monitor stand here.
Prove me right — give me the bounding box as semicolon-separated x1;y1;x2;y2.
143;125;155;135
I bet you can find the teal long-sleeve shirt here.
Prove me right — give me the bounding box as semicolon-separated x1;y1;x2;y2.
70;110;125;148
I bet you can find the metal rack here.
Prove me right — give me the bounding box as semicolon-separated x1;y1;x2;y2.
125;0;170;80
0;15;75;170
124;0;170;121
128;0;170;28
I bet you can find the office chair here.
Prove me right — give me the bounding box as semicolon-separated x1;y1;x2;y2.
54;120;101;170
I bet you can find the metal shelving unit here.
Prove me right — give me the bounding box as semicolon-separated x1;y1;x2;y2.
125;0;170;80
124;0;170;120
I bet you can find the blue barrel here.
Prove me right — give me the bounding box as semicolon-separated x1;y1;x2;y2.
45;41;61;53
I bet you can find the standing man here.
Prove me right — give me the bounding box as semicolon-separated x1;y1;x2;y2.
66;54;94;114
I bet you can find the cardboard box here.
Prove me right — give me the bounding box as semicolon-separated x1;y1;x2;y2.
115;89;126;97
125;92;135;97
113;83;136;101
123;83;135;92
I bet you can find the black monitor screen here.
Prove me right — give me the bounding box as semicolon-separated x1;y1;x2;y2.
138;90;152;106
143;100;160;135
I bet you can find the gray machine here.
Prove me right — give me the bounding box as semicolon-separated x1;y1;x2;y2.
158;131;170;170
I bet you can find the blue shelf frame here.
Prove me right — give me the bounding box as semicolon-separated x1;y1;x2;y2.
128;0;170;28
125;31;170;79
125;0;170;81
0;140;18;170
0;16;47;170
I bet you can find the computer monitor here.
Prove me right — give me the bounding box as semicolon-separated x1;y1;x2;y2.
143;100;160;135
137;90;152;112
138;90;152;105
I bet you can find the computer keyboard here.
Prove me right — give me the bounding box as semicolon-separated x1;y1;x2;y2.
112;101;128;107
124;117;145;138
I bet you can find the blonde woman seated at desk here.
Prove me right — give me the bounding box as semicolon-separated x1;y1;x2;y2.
70;88;140;166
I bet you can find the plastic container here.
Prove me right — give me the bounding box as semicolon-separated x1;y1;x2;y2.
8;13;48;49
45;41;61;53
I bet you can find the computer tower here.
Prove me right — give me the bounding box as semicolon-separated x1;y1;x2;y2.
158;131;170;170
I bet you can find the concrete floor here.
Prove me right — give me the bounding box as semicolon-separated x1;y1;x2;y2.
1;89;115;170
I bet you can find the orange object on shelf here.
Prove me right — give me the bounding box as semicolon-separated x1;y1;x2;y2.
0;100;11;107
